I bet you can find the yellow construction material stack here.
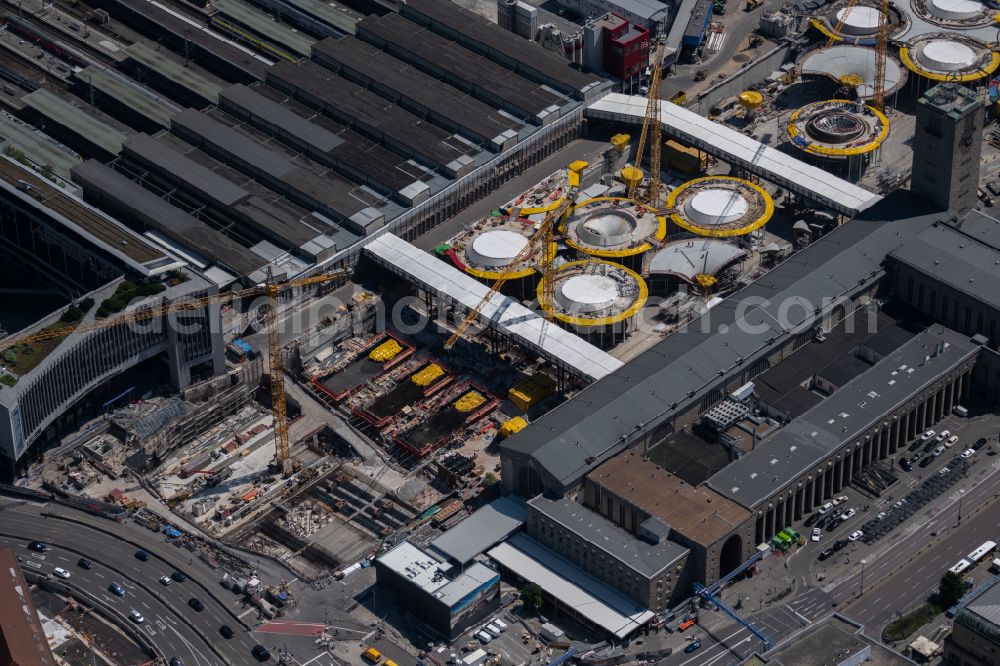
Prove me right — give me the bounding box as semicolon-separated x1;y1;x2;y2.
454;391;486;413
664;140;707;175
499;416;528;438
610;133;631;151
508;373;556;412
411;363;445;386
369;338;402;362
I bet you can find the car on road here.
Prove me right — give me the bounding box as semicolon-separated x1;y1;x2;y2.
684;640;702;653
188;597;204;612
921;430;936;442
923;440;938;453
135;550;150;562
933;445;946;457
840;508;856;521
817;502;833;514
53;567;70;579
805;513;821;527
109;582;124;596
939;467;951;475
159;576;171;586
476;631;492;644
129;609;144;623
832;539;849;551
77;558;91;569
170;571;187;583
169;659;182;666
818;548;834;561
946;435;959;448
900;459;913;472
910;452;922;463
975;437;988;450
937;430;950;442
876;511;887;521
220;625;234;639
811;528;821;542
27;541;47;552
252;645;270;661
961;448;976;459
832;495;848;507
849;530;864;541
919;456;934;468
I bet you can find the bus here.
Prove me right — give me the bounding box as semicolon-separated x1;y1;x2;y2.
967;541;997;564
949;559;972;575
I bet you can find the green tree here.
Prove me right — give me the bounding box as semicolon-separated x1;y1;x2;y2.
483;472;498;486
938;571;965;609
521;582;543;613
40;164;53;181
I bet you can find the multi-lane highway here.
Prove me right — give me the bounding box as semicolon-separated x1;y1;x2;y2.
0;500;263;665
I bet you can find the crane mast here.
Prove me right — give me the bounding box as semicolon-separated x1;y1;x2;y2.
443;161;588;351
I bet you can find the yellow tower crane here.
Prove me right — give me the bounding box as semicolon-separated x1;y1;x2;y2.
443;161;588;351
0;269;351;474
824;0;890;113
621;36;668;204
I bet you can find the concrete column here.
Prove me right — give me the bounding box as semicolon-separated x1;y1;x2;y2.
824;467;833;498
918;400;928;431
806;480;816;511
892;417;902;453
833;459;843;492
755;515;764;545
766;507;776;540
855;447;863;473
795;487;804;520
844;450;854;484
945;379;955;414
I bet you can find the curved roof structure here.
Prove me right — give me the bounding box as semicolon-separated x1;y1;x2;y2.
538;260;648;327
800;45;907;100
443;215;547;280
561;197;667;259
787;99;889;158
808;0;908;43
646;239;749;283
900;34;1000;81
666;176;774;237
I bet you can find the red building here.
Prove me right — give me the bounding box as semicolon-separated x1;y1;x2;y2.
584;13;650;83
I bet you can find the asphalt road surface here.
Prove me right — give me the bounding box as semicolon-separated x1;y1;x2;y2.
0;500;262;665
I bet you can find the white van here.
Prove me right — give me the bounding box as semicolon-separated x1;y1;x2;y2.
484;623;502;638
491;618;507;632
475;631;492;644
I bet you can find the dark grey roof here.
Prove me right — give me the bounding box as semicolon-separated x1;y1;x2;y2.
429;495;527;565
171;109;294;178
251;83;428;194
266;59;473;171
859;324;918;359
123;43;221;106
956;577;1000;632
499;192;940;494
399;0;602;98
123;133;249;207
100;0;267;82
220;85;344;154
311;36;522;144
170;109;378;220
944;209;1000;251
890;220;1000;311
815;355;872;387
76;67;180;130
22;88;126;157
529;497;688;578
356;13;563;120
71;159;265;276
708;326;980;509
213;0;315;58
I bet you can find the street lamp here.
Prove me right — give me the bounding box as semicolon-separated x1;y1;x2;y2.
860;559;868;596
957;493;964;526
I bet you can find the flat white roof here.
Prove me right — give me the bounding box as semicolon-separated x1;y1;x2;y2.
489;533;653;638
586;94;881;216
364;233;624;382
